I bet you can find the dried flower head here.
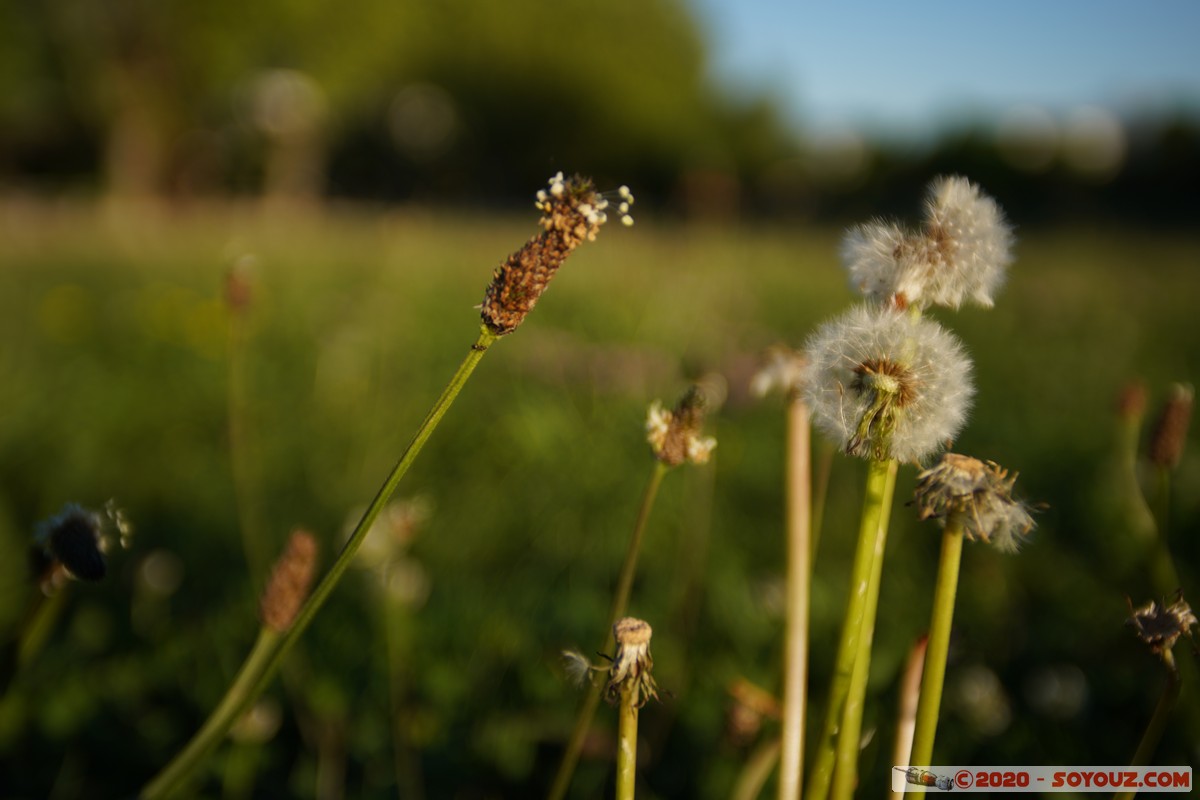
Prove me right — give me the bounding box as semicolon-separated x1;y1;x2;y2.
480;173;633;335
260;529;318;632
646;386;717;466
1127;594;1198;657
914;453;1037;552
1148;383;1193;470
33;504;108;585
750;344;808;399
842;175;1014;310
606;617;659;708
804;305;974;463
30;501;131;593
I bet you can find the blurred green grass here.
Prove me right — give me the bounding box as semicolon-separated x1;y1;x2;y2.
1;205;1198;797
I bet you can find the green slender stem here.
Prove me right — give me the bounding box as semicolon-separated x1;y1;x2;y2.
1115;651;1181;800
2;588;65;699
908;514;965;772
732;738;782;800
806;458;896;800
616;683;639;800
831;459;898;800
779;395;812;800
547;461;670;800
142;328;497;799
142;628;281;799
18;587;68;668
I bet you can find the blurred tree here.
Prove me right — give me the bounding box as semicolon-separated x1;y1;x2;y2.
0;0;422;201
0;0;797;209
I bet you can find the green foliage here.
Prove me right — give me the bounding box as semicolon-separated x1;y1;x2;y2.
0;211;1197;796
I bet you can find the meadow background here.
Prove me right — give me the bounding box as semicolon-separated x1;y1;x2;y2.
1;0;1199;797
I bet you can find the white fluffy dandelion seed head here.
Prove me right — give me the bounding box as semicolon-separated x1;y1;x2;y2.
922;175;1015;309
842;221;920;305
803;305;974;463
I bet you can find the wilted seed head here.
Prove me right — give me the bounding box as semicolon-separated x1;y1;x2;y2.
481;172;633;335
646;386;717;466
1127;594;1198;658
750;344;808;399
804;304;974;463
606;617;659;708
260;529;318;632
914;453;1037;552
841;176;1013;310
1148;383;1193;470
34;504;107;583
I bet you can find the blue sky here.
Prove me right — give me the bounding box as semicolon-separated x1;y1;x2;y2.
689;0;1200;138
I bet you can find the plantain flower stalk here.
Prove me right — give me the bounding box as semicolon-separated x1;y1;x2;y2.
1146;382;1193;545
483;174;633;335
144;173;629;799
646;386;717;466
143;531;319;799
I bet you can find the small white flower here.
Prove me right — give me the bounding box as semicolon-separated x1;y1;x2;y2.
686;434;718;464
804;305;974;463
645;401;671;453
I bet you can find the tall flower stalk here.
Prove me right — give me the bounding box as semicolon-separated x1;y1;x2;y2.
804;175;1010;798
753;345;812;799
142;530;318;800
549;387;714;800
908;454;1035;771
142;173;629;798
